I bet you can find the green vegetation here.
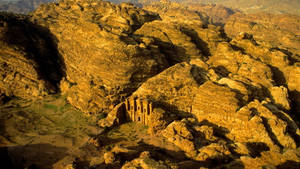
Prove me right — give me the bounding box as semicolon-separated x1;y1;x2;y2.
0;94;100;144
43;104;58;111
97;113;107;120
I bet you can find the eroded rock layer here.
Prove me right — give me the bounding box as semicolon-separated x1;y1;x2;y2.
0;13;63;99
225;13;300;58
31;0;169;113
0;0;299;168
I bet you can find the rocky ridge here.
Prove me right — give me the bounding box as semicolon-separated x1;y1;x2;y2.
0;0;54;14
225;12;300;57
31;0;169;113
0;0;299;168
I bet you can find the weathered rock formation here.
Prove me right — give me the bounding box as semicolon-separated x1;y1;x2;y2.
192;0;300;16
121;151;169;169
0;12;63;99
0;0;299;168
186;3;237;26
31;0;169;113
225;13;300;58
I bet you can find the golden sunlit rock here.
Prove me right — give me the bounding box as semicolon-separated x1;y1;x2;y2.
0;0;299;169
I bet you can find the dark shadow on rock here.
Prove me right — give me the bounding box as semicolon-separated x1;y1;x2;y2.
126;141;204;167
198;120;232;144
0;12;66;93
152;37;189;65
72;157;90;169
130;13;161;35
217;160;245;169
211;79;247;108
127;141;243;169
0;119;6;140
246;142;270;157
91;163;116;169
152;100;192;121
196;119;246;159
212;65;230;77
0;147;14;169
114;34;190;105
179;26;211;57
250;108;284;151
268;65;287;87
230;79;268;103
94;135;126;149
262;102;300;147
230;44;246;53
0;95;10;105
227;87;247;108
132;34;194;65
190;65;208;86
1;143;68;169
219;27;231;42
289;90;300;123
270;47;299;65
276;160;300;169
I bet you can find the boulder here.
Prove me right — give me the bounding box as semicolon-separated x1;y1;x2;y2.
121;151;169;169
270;86;290;110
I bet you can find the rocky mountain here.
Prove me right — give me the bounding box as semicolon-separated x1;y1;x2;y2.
110;0;300;16
0;0;54;14
225;12;300;57
194;0;300;15
0;12;63;99
142;1;238;26
0;0;299;169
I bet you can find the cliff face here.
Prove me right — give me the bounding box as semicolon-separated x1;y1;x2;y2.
30;0;169;113
143;1;238;26
225;13;300;58
0;12;63;99
224;13;300;115
0;0;300;168
196;0;300;15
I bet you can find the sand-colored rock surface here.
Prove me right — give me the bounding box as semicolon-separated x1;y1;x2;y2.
31;0;169;113
225;13;300;58
0;13;63;99
0;0;299;168
132;62;207;115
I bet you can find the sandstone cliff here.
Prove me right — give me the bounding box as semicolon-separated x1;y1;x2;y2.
0;12;63;99
0;0;299;168
225;13;300;58
31;0;169;113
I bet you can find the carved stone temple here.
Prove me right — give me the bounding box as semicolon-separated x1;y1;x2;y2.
124;98;153;125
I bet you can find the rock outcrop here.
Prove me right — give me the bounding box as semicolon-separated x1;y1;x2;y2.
186;3;237;26
225;13;300;58
1;0;299;168
132;62;208;115
0;12;63;99
126;53;299;166
287;66;300;116
31;0;169;113
193;0;300;16
121;151;169;169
